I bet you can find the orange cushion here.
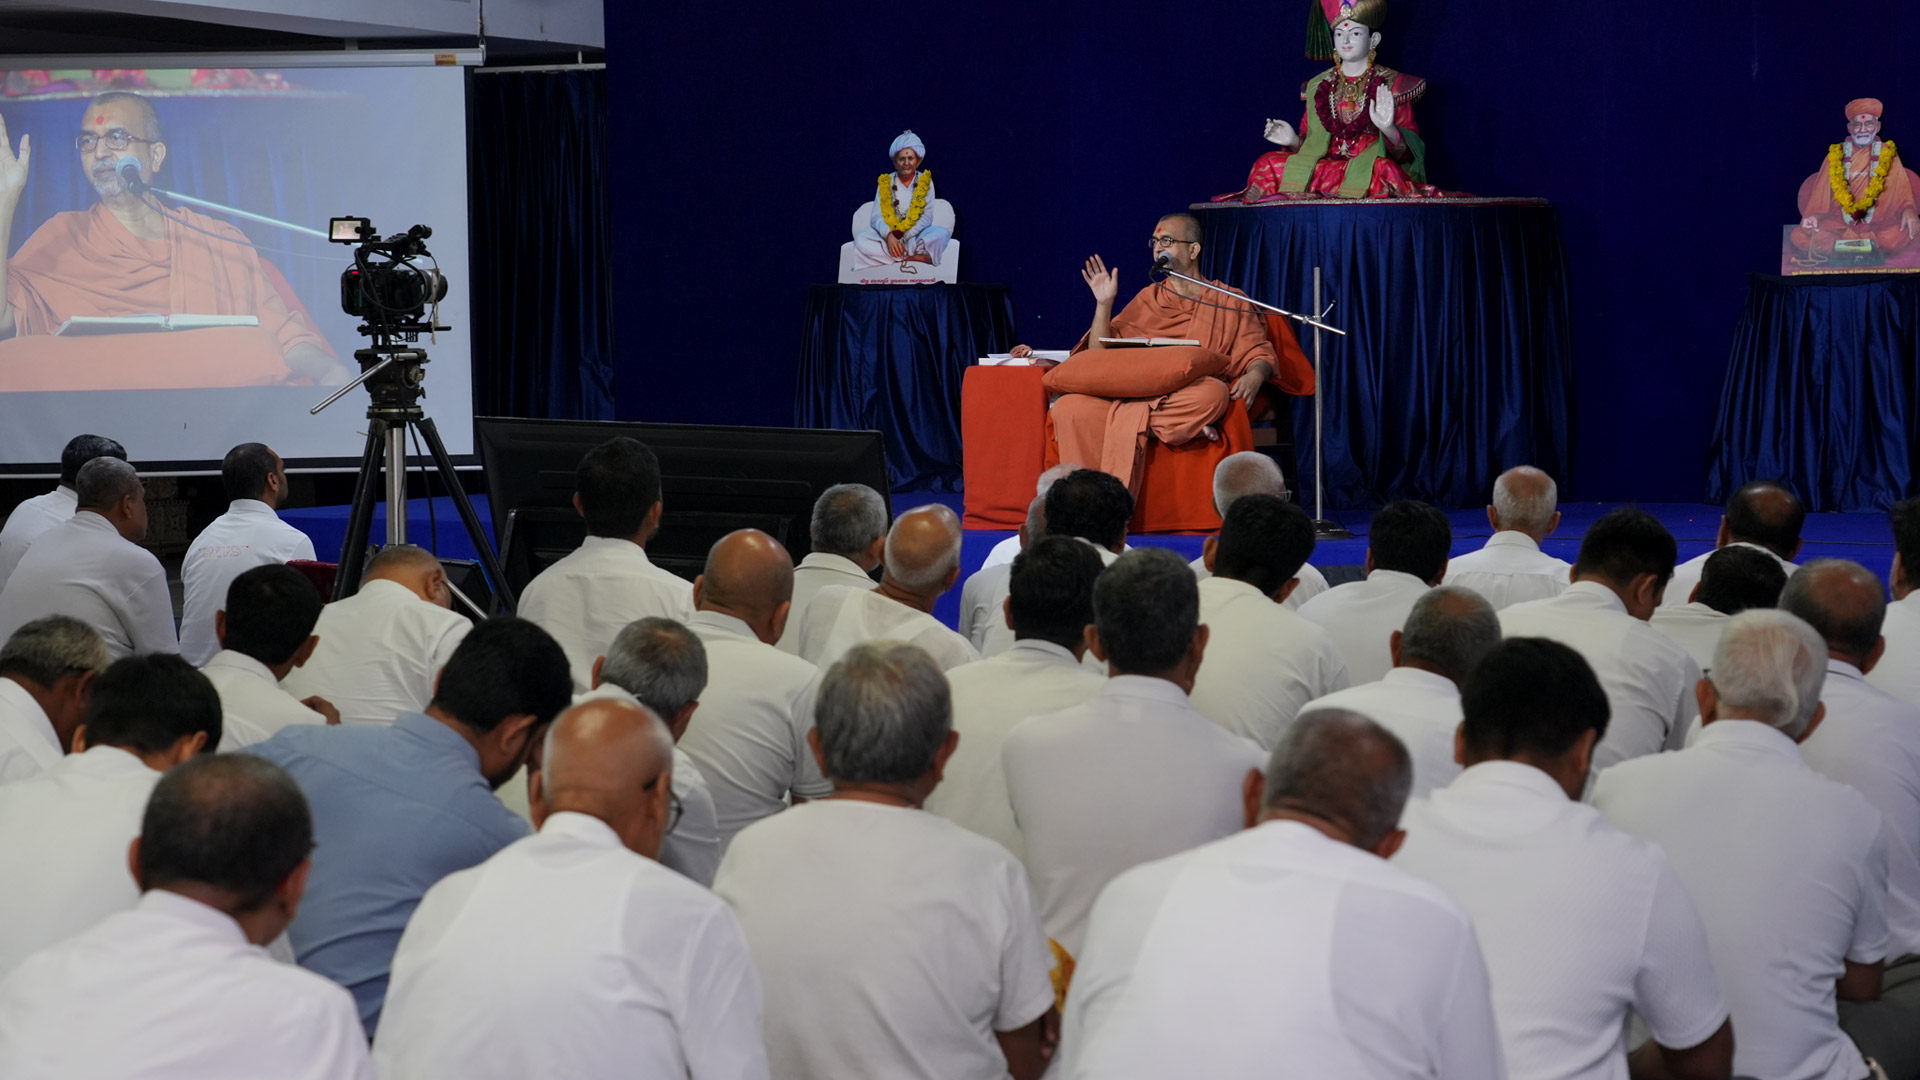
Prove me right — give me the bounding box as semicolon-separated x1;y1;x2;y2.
1041;345;1230;399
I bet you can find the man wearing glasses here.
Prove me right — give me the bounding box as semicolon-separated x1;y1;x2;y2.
0;91;346;383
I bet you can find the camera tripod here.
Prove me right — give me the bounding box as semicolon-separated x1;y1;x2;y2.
310;339;516;610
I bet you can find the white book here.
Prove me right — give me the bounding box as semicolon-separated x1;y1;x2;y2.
56;314;260;336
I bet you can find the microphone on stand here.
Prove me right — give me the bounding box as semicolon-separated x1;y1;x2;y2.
114;156;147;195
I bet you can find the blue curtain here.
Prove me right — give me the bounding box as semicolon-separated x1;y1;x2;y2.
467;70;614;420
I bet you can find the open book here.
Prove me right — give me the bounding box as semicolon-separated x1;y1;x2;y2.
1099;337;1201;347
56;314;261;337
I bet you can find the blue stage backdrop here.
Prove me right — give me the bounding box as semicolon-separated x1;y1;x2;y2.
608;2;1920;505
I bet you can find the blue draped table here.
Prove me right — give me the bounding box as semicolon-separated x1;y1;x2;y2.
1193;200;1573;508
1707;273;1920;512
796;283;1018;493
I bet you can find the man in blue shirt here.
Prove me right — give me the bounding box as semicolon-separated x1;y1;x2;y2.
250;616;572;1033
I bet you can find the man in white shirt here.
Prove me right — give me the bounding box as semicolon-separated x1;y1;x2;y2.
1298;500;1451;684
978;462;1082;572
959;492;1050;655
0;457;175;658
1056;709;1505;1080
1442;465;1572;610
716;641;1058;1080
777;482;885;653
0;433;124;594
1868;497;1920;707
963;468;1128;658
201;564;336;750
1500;507;1700;772
1661;479;1805;610
926;535;1107;859
279;544;472;726
0;616;108;782
1004;548;1266;959
1190;450;1329;609
377;698;768;1080
177;442;317;665
678;529;833;848
518;436;694;691
1650;544;1788;671
0;653;220;976
1301;585;1501;798
796;503;979;671
0;753;374;1079
1594;610;1892;1080
1190;494;1347;748
1394;637;1733;1080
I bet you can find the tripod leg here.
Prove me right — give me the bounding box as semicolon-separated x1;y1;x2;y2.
415;416;518;614
336;421;387;600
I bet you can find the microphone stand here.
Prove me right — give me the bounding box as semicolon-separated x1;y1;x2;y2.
1152;262;1345;337
128;175;330;241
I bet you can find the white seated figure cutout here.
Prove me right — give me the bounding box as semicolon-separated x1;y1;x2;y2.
839;130;960;285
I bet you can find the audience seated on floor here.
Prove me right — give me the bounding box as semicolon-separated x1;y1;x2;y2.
0;616;108;782
0;434;125;594
1298;500;1451;684
778;483;886;654
1442;465;1572;610
1649;544;1788;672
1661;479;1805;610
202;564;335;750
1191;451;1329;609
963;468;1131;659
795;504;978;671
178;443;316;666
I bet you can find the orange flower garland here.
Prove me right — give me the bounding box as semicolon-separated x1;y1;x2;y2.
877;170;932;236
1828;141;1897;221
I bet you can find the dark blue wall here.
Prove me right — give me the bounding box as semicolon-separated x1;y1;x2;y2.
609;2;1919;502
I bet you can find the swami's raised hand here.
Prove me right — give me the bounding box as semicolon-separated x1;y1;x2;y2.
1082;255;1119;306
0;114;29;211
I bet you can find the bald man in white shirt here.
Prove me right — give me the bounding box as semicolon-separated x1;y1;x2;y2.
796;504;978;671
177;443;316;666
378;700;769;1080
1191;451;1329;609
202;564;335;750
778;483;886;654
1500;507;1700;773
0;434;124;594
1661;480;1804;611
1442;465;1572;610
0;754;373;1080
1649;544;1788;672
1394;638;1733;1080
518;436;694;691
1298;500;1451;684
1868;498;1920;708
1594;611;1891;1080
0;616;107;783
1056;709;1506;1080
0;457;175;659
278;545;471;726
1301;586;1501;799
0;654;220;978
963;469;1127;660
1189;494;1347;749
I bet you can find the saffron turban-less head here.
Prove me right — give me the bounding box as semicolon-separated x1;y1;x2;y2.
1846;98;1884;122
1308;0;1387;59
889;131;925;160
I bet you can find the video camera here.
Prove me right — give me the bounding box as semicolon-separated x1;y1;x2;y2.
328;216;450;331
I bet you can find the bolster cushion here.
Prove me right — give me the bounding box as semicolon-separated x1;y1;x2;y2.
1041;345;1231;399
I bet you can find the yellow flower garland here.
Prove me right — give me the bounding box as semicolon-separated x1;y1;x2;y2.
877;170;932;235
1828;141;1897;220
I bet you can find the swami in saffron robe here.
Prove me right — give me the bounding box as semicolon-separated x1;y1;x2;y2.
1793;143;1920;256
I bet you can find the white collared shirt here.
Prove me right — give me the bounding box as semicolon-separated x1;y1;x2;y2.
794;585;979;672
560;682;725;887
980;533;1022;571
965;538;1119;663
923;639;1106;859
0;510;176;659
1394;762;1728;1080
177;499;317;666
0;745;158;977
1297;569;1432;684
677;611;832;849
714;800;1055;1080
1867;592;1920;707
777;551;877;654
278;578;473;726
377;812;768;1080
202;649;327;751
1659;541;1798;610
0;677;62;783
1498;581;1701;772
1442;530;1571;610
1648;602;1730;672
517;536;695;691
1189;574;1349;749
1299;666;1464;799
1003;675;1265;956
1190;554;1329;610
1802;658;1920;957
1057;820;1505;1080
0;890;372;1079
0;485;75;593
1592;720;1889;1080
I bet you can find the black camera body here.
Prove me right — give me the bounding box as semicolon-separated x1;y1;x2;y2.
330;217;450;327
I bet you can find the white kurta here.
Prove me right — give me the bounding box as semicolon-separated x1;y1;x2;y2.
278;579;473;727
202;649;329;751
1593;720;1889;1080
1296;569;1432;685
1191;554;1329;610
714;800;1054;1080
1188;574;1349;749
1659;541;1798;610
177;499;317;666
1647;601;1730;673
1394;762;1728;1080
1057;819;1506;1080
376;812;768;1080
565;682;725;887
0;676;62;783
0;890;373;1080
794;585;979;672
851;174;951;268
777;551;877;654
0;510;176;659
1298;666;1464;799
517;536;696;693
0;485;75;594
0;746;159;977
1867;591;1920;707
1441;530;1571;611
923;639;1106;859
963;537;1118;661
